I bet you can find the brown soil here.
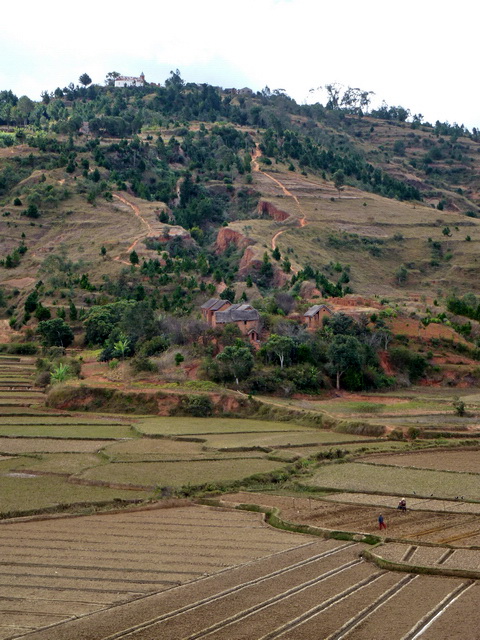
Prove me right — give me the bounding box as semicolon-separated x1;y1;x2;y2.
222;492;480;544
0;504;308;638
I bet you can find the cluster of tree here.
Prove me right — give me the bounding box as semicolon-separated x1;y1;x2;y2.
447;294;480;322
201;312;425;394
259;128;421;201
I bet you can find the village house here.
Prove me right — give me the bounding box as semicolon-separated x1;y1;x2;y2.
303;304;333;330
200;298;232;325
200;299;261;342
114;73;146;88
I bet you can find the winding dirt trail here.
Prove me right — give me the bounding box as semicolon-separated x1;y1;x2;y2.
251;146;307;250
112;193;154;265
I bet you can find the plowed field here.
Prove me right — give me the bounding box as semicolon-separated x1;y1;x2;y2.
11;508;475;640
0;504;310;638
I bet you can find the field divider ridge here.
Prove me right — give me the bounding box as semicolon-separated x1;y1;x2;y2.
179;559;363;640
362;545;480;579
400;580;474;640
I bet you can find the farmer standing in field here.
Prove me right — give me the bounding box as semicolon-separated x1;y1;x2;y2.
378;514;386;530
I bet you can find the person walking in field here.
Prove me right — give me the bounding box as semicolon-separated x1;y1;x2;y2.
378;514;386;530
398;498;407;513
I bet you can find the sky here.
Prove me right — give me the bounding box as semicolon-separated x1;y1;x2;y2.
1;0;479;129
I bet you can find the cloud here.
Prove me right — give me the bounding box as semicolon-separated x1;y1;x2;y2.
1;0;479;127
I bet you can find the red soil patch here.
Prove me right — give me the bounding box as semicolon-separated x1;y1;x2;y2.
391;318;468;344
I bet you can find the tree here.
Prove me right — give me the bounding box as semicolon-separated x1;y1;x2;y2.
16;95;34;124
263;334;294;369
34;303;51;321
105;71;120;86
174;352;184;366
130;250;139;266
100;246;107;259
79;73;92;87
37;318;74;347
395;265;408;285
216;341;254;385
24;290;39;314
333;170;345;196
69;301;78;322
327;334;363;390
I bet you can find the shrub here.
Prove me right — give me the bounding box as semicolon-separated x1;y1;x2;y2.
453;397;466;417
389;346;427;382
175;394;214;417
130;355;157;374
5;342;38;355
407;426;420;440
388;428;404;440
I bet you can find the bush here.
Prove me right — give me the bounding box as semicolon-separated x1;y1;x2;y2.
139;335;170;357
35;370;51;387
4;342;38;355
175;394;214;417
388;428;404;440
389;346;427;382
407;426;420;440
130;355;157;374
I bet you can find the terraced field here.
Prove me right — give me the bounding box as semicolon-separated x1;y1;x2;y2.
2;356;480;638
8;505;478;640
0;504;310;639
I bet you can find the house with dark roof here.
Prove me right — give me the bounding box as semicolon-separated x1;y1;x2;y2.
200;299;261;341
200;298;232;325
303;304;333;330
215;303;260;340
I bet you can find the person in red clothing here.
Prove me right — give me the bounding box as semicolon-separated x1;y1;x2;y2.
378;514;387;530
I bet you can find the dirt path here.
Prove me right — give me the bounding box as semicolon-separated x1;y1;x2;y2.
251;146;307;251
112;193;154;265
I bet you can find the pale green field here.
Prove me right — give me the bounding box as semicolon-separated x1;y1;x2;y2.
0;408;67;415
102;438;265;462
199;430;367;450
0;424;135;439
307;399;455;415
307;462;480;500
135;417;311;436
9;453;104;475
0;473;150;514
0;438;107;453
0;416;130;425
78;458;284;488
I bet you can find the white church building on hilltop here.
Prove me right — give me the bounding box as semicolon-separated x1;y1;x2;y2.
114;73;146;88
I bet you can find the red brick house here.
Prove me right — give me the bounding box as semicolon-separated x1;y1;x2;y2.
303;304;333;330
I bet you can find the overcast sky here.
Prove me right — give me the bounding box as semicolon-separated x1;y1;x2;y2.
1;0;478;129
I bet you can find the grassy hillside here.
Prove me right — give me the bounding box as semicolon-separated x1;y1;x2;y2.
1;76;479;393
